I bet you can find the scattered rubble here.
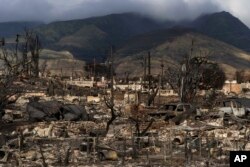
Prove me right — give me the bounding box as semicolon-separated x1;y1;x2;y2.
0;90;249;166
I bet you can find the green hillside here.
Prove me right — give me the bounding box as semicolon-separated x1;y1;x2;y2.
192;11;250;52
114;27;250;79
39;49;85;77
35;11;250;62
1;11;250;76
36;13;173;61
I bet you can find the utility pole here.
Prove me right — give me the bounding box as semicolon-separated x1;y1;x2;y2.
142;56;147;91
15;34;20;57
23;33;28;75
93;56;96;81
148;51;151;90
147;51;155;106
144;56;147;82
34;35;40;77
161;60;164;89
188;39;194;69
71;65;74;79
110;46;114;109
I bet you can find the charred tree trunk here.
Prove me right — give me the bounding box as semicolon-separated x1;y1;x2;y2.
147;88;159;106
30;35;40;78
105;46;117;133
130;117;154;137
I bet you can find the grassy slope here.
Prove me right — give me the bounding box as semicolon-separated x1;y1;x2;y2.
115;28;250;79
192;11;250;51
39;49;85;76
36;13;172;61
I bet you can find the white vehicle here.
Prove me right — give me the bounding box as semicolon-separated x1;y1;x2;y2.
214;99;246;117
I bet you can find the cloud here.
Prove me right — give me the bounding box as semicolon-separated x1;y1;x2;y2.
0;0;53;22
0;0;249;27
215;0;250;27
58;0;220;21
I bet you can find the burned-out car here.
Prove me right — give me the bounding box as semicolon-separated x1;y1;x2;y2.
148;103;200;120
213;99;246;117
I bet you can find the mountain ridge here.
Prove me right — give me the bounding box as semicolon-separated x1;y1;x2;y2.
1;11;250;60
0;11;250;78
191;11;250;52
35;13;174;61
114;27;250;79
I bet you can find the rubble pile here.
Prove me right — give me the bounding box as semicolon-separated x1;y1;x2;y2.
26;121;106;138
113;126;132;140
0;120;108;166
0;91;249;166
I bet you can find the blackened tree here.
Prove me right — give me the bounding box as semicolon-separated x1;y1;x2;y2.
165;56;226;103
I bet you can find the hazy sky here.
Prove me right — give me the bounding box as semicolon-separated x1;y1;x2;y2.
0;0;249;27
